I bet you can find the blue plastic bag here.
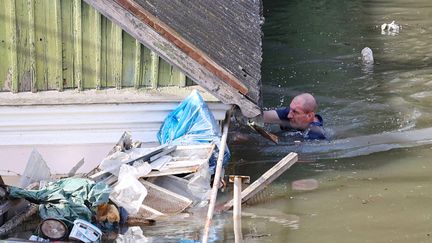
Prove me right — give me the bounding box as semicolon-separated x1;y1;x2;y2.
157;90;230;173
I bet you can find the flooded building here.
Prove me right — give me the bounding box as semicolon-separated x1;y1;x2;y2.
0;0;263;178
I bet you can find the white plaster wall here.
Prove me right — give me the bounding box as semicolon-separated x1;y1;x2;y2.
0;102;230;176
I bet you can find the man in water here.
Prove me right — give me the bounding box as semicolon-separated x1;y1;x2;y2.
263;93;326;140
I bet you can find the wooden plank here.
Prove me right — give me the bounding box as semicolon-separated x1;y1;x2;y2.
203;108;231;243
157;58;171;87
233;176;243;242
149;145;176;162
0;203;38;237
143;167;200;177
162;159;207;169
82;3;101;89
106;22;122;89
73;0;82;90
223;152;298;210
94;10;102;90
113;25;123;89
0;3;9;90
27;0;36;92
83;0;260;117
34;0;46;91
100;16;108;88
114;0;248;95
0;201;12;216
141;47;152;87
60;0;75;89
15;0;31;92
133;40;142;88
46;0;62;91
121;32;137;87
7;0;18;92
150;51;159;88
172;67;186;87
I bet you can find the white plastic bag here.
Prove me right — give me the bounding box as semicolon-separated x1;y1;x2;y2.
109;162;152;215
110;176;147;215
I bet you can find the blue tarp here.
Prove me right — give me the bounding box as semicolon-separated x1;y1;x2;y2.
157;90;230;173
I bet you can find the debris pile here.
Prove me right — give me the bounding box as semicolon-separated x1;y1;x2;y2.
0;90;223;242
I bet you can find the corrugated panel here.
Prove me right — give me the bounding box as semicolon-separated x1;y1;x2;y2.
0;0;191;93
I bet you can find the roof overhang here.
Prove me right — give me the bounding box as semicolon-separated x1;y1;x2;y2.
84;0;262;117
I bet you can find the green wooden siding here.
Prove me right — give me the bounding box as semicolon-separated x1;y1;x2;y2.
0;0;192;93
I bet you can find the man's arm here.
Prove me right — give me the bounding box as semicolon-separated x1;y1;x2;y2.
263;110;282;124
263;110;292;128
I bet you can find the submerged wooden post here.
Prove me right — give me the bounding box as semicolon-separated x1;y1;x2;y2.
223;152;298;211
229;175;250;242
202;108;232;243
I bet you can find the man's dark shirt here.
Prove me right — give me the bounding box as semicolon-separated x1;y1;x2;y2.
276;108;326;140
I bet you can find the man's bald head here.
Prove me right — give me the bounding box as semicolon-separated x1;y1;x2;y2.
293;93;317;113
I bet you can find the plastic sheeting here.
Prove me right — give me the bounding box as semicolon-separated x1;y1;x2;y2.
8;178;111;225
157;90;230;173
109;162;151;215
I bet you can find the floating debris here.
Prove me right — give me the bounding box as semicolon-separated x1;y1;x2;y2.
361;47;374;65
381;21;401;35
291;178;319;191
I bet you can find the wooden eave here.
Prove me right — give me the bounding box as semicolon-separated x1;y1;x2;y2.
83;0;262;118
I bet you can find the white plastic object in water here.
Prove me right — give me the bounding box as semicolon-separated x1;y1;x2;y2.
361;47;374;65
69;219;102;243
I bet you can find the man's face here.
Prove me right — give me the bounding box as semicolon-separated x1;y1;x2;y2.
287;98;314;129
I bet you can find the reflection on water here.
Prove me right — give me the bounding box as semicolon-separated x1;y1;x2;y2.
262;0;432;137
226;0;432;242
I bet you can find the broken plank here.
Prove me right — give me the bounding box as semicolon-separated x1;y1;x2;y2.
0;203;38;237
143;166;200;177
128;144;168;164
162;159;207;169
67;158;85;177
223;152;298;210
149;145;176;162
0;201;12;216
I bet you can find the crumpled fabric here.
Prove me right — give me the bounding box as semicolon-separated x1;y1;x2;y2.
8;178;111;225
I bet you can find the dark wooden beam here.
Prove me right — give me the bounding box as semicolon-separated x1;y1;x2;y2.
84;0;260;117
114;0;249;96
